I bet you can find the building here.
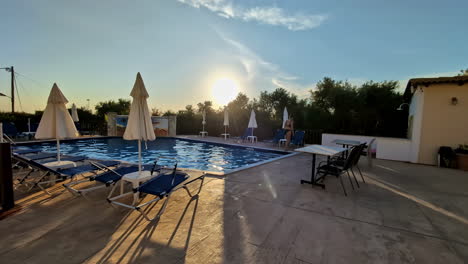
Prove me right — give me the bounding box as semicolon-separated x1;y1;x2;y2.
405;75;468;165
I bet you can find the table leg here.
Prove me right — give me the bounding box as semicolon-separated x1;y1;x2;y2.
132;182;139;205
301;154;325;188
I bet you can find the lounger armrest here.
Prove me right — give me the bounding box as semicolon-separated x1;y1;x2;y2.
90;161;123;177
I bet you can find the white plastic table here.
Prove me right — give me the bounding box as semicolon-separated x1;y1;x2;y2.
221;133;230;140
247;136;257;143
295;145;346;188
120;171;156;205
199;131;208;137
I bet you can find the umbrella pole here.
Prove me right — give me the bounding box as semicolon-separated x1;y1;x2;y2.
138;139;142;175
56;139;61;163
224;126;227;139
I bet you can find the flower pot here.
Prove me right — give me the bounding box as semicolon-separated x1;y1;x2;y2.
456;153;468;171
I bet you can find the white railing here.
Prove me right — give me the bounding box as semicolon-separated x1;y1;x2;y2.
322;133;412;162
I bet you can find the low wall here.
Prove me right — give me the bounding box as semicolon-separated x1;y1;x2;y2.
322;133;412;162
106;113;177;137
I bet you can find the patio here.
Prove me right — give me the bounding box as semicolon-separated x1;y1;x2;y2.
1;137;467;263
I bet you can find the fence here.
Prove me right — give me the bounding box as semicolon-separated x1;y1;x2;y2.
304;129;323;144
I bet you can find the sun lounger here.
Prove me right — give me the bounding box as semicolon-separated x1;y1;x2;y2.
12;153;120;194
12;148;42;155
38;155;87;164
107;162;205;221
24;152;58;160
63;162;161;197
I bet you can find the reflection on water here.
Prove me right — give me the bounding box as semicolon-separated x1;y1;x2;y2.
29;138;285;172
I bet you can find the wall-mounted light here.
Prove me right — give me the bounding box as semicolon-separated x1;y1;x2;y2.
397;103;410;111
451;97;458;106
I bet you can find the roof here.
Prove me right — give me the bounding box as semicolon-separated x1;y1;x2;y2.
404;75;468;100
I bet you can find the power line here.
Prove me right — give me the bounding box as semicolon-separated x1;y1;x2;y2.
13;74;23;111
14;71;47;88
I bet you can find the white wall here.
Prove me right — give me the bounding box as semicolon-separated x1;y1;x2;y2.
376;137;411;161
408;87;424;163
322;134;377;151
322;133;412;162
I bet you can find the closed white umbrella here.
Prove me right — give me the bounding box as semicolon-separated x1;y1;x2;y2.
223;108;229;127
71;103;79;122
35;83;79;163
282;107;289;128
123;72;156;174
202;109;206;132
248;109;257;136
223;107;229;138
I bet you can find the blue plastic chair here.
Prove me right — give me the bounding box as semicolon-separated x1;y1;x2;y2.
240;127;253;141
291;131;305;146
273;129;286;144
3;122;17;137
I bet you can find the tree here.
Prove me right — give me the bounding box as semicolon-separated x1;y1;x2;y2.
94;99;131;119
458;69;468;76
162;110;176;116
258;87;298;120
151;108;161;116
197;101;213;113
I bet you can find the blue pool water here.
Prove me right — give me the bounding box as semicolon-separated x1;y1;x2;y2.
21;137;288;172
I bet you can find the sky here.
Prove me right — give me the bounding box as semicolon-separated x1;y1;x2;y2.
1;0;467;113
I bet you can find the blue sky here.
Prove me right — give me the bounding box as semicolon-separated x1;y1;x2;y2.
1;0;467;113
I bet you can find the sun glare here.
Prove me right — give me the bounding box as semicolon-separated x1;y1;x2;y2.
211;78;239;106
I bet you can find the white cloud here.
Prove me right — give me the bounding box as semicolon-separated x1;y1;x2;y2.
216;30;313;98
177;0;327;31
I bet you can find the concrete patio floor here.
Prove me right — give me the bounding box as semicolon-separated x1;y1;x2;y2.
1;137;468;263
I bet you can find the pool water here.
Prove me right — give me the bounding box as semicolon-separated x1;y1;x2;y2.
23;137;288;172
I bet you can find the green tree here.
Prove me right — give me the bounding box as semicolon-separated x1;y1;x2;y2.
197;101;213;113
94;99;131;119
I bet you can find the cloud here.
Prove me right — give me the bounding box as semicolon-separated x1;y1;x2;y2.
177;0;327;31
216;30;313;98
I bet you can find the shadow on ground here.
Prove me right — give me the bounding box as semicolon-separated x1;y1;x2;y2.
1;151;468;263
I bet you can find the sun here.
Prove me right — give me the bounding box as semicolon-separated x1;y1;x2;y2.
211;78;239;106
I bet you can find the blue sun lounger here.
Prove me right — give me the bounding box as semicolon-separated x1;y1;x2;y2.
63;162;161;198
12;148;42;155
12;153;120;194
108;162;205;222
21;152;87;163
35;160;121;194
14;151;87;180
24;152;57;160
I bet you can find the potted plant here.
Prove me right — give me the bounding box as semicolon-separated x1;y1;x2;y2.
455;144;468;171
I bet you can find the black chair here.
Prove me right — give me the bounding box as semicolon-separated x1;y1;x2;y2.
316;145;362;196
328;143;367;186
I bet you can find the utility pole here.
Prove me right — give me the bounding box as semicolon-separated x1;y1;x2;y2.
0;66;14;112
10;66;14;113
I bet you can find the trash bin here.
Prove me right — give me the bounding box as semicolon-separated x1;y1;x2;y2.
438;146;456;168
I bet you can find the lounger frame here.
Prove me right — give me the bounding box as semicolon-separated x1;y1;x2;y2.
107;172;205;222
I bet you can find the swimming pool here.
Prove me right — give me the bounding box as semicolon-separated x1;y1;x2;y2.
19;137;290;173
